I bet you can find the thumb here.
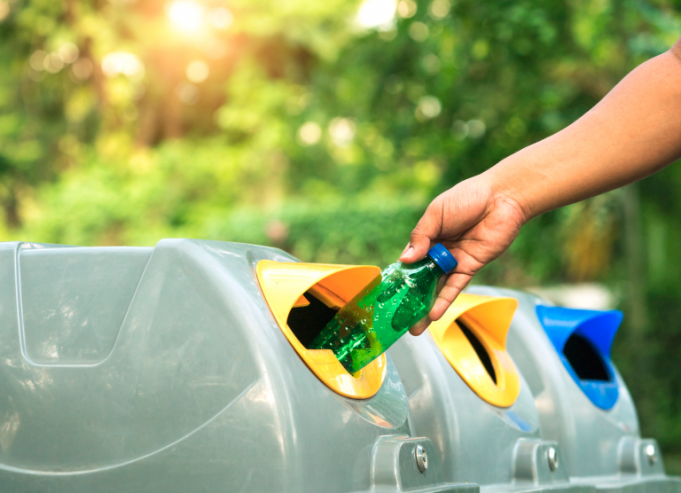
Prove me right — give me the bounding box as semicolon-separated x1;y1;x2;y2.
400;202;442;264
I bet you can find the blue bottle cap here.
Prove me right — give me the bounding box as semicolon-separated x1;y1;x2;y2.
427;243;457;274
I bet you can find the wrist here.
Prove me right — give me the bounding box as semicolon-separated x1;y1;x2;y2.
479;159;533;225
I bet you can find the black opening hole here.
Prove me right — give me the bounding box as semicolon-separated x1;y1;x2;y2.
457;318;497;384
287;292;338;348
563;333;611;381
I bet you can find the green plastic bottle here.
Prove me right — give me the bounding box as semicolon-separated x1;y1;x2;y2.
310;243;457;373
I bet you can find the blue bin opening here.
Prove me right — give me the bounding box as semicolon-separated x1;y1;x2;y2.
535;305;623;410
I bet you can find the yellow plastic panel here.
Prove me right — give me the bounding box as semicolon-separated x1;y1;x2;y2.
256;260;386;399
428;294;520;407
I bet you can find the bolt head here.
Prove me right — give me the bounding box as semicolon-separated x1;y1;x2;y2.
415;444;428;473
645;444;658;465
547;446;559;472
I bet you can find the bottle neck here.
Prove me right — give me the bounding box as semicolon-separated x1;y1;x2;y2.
426;254;447;277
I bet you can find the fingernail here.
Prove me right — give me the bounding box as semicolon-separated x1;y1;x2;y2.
401;244;413;257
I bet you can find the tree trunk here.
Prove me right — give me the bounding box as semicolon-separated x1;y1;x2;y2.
623;183;648;338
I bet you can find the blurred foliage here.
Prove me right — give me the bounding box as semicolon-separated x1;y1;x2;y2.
0;0;680;467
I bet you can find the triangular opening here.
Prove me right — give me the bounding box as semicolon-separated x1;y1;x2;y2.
287;292;339;348
457;318;497;384
563;333;611;382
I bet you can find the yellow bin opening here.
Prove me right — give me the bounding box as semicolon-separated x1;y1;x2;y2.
256;260;387;399
429;294;521;407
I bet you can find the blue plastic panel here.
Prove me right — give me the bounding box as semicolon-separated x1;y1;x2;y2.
535;306;623;410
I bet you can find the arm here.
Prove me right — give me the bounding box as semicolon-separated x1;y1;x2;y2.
403;38;681;335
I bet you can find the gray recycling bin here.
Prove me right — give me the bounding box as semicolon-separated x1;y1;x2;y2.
0;239;676;493
468;286;677;493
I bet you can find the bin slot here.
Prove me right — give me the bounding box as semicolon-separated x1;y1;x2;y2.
428;294;520;407
535;305;622;410
256;260;386;399
563;333;610;382
457;319;497;384
287;292;338;348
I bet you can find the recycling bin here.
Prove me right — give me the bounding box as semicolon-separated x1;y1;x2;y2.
467;286;679;493
388;294;591;493
0;239;676;493
0;239;469;493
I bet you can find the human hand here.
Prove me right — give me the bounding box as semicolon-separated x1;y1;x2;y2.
401;174;528;335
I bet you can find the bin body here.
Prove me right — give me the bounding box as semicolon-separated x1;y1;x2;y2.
389;334;544;485
0;240;438;492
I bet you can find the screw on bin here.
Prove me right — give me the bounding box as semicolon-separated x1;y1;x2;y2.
645;444;658;465
547;447;559;472
415;444;428;473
